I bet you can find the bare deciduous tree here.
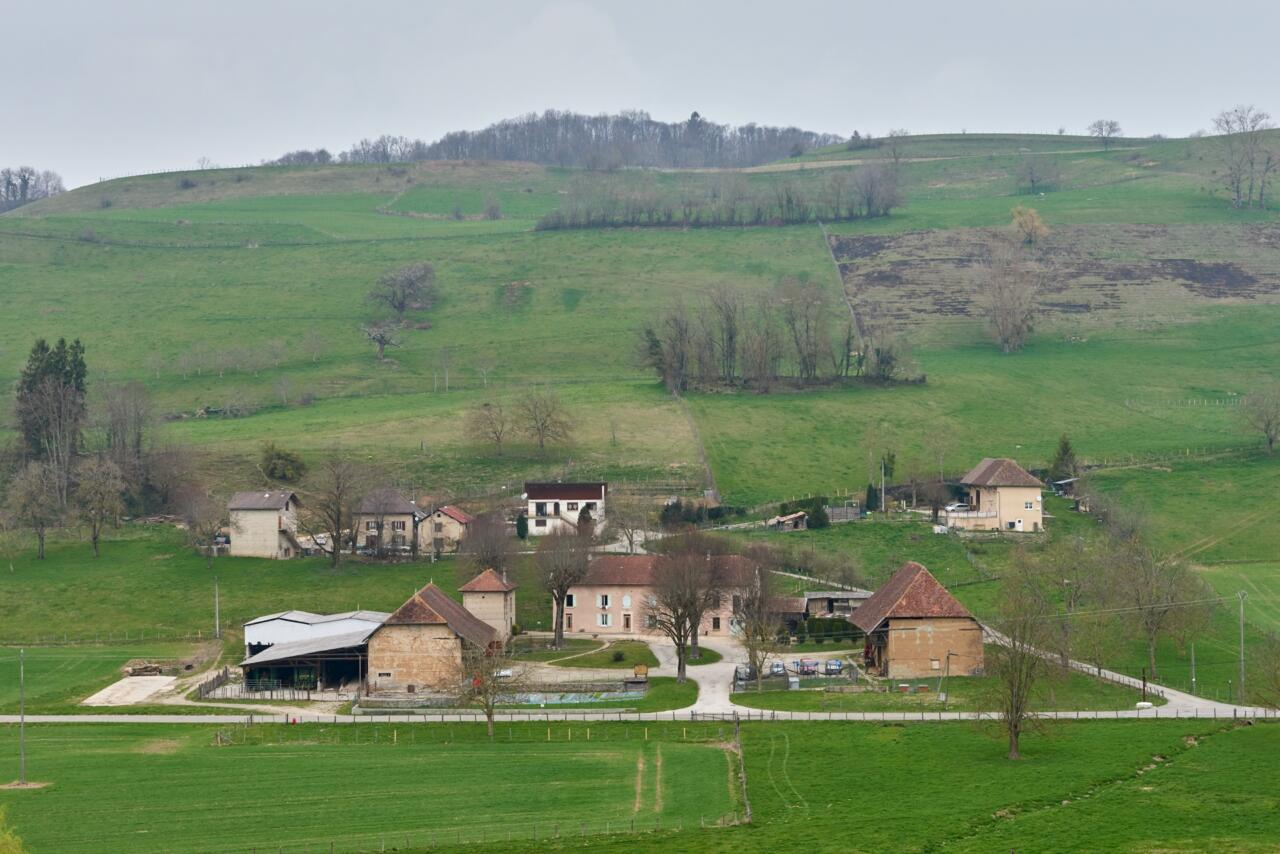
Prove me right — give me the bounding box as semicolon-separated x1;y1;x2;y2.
733;560;781;692
466;401;511;456
175;485;227;570
75;456;125;558
979;241;1044;354
1213;105;1277;209
604;495;649;555
644;548;720;682
6;461;61;559
456;641;526;737
302;327;328;363
299;452;367;567
1109;541;1213;679
536;530;590;648
1087;119;1122;150
777;276;828;383
986;558;1057;759
461;510;516;578
518;388;573;455
363;322;400;360
1241;386;1280;453
366;263;437;321
1016;156;1061;195
98;380;153;505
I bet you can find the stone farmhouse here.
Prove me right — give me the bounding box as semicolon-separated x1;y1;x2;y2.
851;561;984;679
424;504;473;554
228;490;303;559
366;582;499;694
353;487;426;554
560;553;755;636
945;458;1044;532
524;481;607;535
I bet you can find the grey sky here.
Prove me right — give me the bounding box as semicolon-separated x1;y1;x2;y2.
6;0;1278;188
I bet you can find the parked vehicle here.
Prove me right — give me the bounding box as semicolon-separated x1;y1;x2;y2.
735;664;757;681
824;659;845;675
944;502;969;512
769;661;787;678
795;659;819;675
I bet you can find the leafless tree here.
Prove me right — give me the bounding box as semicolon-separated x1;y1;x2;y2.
921;479;951;523
74;456;125;558
360;485;408;559
707;285;743;384
1016;156;1061;194
5;461;61;558
366;263;437;321
518;387;573;455
1109;540;1213;679
640;302;694;393
461;510;516;578
299;452;367;566
456;641;527;737
885;128;910;167
860;319;914;381
1241;385;1280;454
474;355;497;388
776;276;828;383
741;297;783;390
604;495;649;555
174;485;227;570
644;548;719;682
363;322;400;360
979;241;1043;354
851;164;902;217
922;429;956;482
438;347;454;392
302;327;328;363
466;401;511;456
1213;105;1276;209
274;375;292;406
1087;119;1123;150
536;530;591;648
734;560;781;692
1010;205;1049;245
97;380;153;503
986;558;1057;759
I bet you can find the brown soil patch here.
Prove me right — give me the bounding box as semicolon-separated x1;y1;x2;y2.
134;738;184;755
1;781;51;789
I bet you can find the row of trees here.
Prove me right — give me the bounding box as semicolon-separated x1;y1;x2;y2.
0;166;64;211
465;388;573;457
1212;105;1278;210
640;279;916;392
301;110;842;171
535;167;901;231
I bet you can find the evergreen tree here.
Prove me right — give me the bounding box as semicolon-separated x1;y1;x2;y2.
515;513;529;540
16;337;87;458
1048;433;1079;481
864;482;880;513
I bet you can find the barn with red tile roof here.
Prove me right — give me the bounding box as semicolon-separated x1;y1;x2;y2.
852;561;984;679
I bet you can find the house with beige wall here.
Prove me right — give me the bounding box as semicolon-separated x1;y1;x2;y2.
459;568;517;643
353;488;425;555
852;561;984;679
425;505;472;555
945;458;1044;532
366;581;498;694
228;491;302;559
559;554;755;637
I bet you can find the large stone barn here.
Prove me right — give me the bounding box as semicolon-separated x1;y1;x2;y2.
852;561;984;679
365;582;498;694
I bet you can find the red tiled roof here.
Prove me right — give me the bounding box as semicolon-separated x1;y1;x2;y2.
459;568;517;593
851;562;973;634
436;505;473;525
382;583;496;648
525;482;608;501
581;553;756;587
959;458;1043;488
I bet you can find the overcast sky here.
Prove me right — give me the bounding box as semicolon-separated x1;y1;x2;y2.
6;0;1278;188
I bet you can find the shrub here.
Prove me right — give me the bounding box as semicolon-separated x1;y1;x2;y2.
510;624;522;637
179;177;198;189
611;649;626;663
260;442;307;481
99;197;113;209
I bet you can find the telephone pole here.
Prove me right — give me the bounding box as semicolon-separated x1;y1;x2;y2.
214;576;221;640
1238;590;1247;704
19;647;26;785
880;459;886;516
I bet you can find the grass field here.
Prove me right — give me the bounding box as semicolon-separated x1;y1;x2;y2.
731;665;1163;713
0;643;199;714
552;640;658;670
0;722;738;853
4;720;1275;853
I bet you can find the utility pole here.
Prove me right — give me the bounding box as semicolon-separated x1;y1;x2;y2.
880;458;886;516
214;576;221;640
19;647;26;785
1238;590;1247;704
1190;642;1196;695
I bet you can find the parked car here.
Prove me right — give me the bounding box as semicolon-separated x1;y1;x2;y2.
944;502;969;512
824;659;845;675
769;661;787;678
735;664;757;681
795;659;819;675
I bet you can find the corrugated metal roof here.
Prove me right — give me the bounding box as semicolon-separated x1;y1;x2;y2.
959;458;1043;488
242;610;389;628
851;562;973;634
239;628;375;666
228;491;298;511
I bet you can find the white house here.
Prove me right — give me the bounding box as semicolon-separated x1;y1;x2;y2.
243;610;390;657
228;491;303;559
523;482;607;535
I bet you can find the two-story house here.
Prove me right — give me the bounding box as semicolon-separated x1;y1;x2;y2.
228;490;302;559
353;487;426;554
523;482;607;535
946;458;1044;532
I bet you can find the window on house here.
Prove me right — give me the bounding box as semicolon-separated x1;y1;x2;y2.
366;521;377;531
586;502;597;511
434;523;443;532
598;593;610;608
567;502;578;511
622;594;631;608
623;613;631;630
377;672;392;678
712;617;721;631
392;521;406;531
645;614;657;629
1024;501;1034;510
535;519;547;528
597;613;612;627
565;594;575;607
931;659;941;670
566;614;573;630
535;502;547;516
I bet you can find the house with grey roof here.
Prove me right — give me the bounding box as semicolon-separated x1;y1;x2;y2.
227;490;302;559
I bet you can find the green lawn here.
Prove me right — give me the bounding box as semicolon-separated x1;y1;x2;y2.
509;637;604;662
552;640;659;670
686;647;722;666
0;643;198;714
731;667;1164;713
0;722;737;853
502;677;697;713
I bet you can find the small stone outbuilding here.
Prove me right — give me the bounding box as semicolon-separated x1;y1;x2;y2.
458;568;517;643
366;583;497;694
852;561;984;679
228;490;302;559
